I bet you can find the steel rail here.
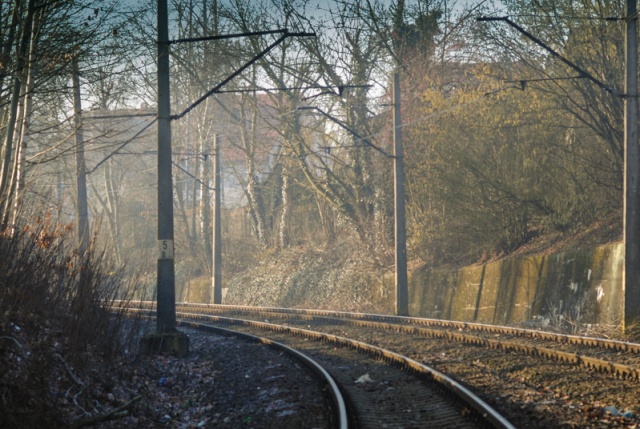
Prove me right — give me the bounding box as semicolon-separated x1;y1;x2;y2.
179;312;516;429
118;302;640;378
173;304;640;380
170;302;640;354
175;319;348;429
127;307;516;429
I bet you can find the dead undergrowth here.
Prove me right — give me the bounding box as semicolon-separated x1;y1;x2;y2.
0;217;145;429
510;212;621;260
224;238;393;313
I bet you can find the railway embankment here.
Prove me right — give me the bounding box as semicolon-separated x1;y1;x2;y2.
226;240;624;330
409;242;623;327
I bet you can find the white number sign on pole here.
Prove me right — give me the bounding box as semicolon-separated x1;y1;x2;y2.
158;239;174;260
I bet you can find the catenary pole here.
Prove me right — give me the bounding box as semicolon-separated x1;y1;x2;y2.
151;12;312;338
212;134;223;304
624;0;640;332
156;0;177;333
478;14;640;331
297;104;404;314
72;55;90;257
393;73;408;316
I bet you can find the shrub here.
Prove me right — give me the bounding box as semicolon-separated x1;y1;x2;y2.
0;217;143;428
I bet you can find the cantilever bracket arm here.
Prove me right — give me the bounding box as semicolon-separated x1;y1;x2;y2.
169;29;289;44
297;106;394;158
172;30;316;120
477;16;621;97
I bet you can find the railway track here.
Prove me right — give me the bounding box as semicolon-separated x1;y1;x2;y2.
176;321;349;429
122;302;640;428
172;303;640;379
178;318;513;429
128;304;516;429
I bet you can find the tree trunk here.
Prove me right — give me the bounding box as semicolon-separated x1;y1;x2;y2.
0;0;35;222
241;95;268;246
278;167;290;248
72;54;90;256
188;121;198;253
103;161;122;265
0;1;20;109
201;137;212;273
174;173;194;258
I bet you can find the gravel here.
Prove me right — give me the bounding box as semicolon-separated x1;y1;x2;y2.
122;327;334;428
30;326;335;429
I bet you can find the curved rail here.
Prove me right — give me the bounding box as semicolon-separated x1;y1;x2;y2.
162;303;640;379
119;301;640;379
121;301;640;374
181;312;516;429
175;318;348;429
129;307;516;429
177;302;640;353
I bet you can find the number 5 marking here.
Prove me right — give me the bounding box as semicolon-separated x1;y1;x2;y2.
158;240;174;260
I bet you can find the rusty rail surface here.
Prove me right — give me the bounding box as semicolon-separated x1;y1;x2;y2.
176;319;348;429
126;306;516;429
116;301;640;380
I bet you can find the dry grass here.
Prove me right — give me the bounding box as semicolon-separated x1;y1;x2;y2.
510;211;622;259
0;217;144;428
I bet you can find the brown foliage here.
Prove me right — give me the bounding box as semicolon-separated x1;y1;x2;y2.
0;220;143;428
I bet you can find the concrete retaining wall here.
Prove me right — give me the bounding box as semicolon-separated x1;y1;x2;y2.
408;242;624;326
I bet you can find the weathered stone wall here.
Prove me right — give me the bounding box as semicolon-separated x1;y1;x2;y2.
409;243;624;326
222;240;623;326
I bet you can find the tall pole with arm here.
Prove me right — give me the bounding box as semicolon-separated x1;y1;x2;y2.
624;0;640;331
156;0;177;333
72;55;90;258
212;134;223;304
393;72;408;316
478;13;640;331
140;0;189;357
143;10;316;354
